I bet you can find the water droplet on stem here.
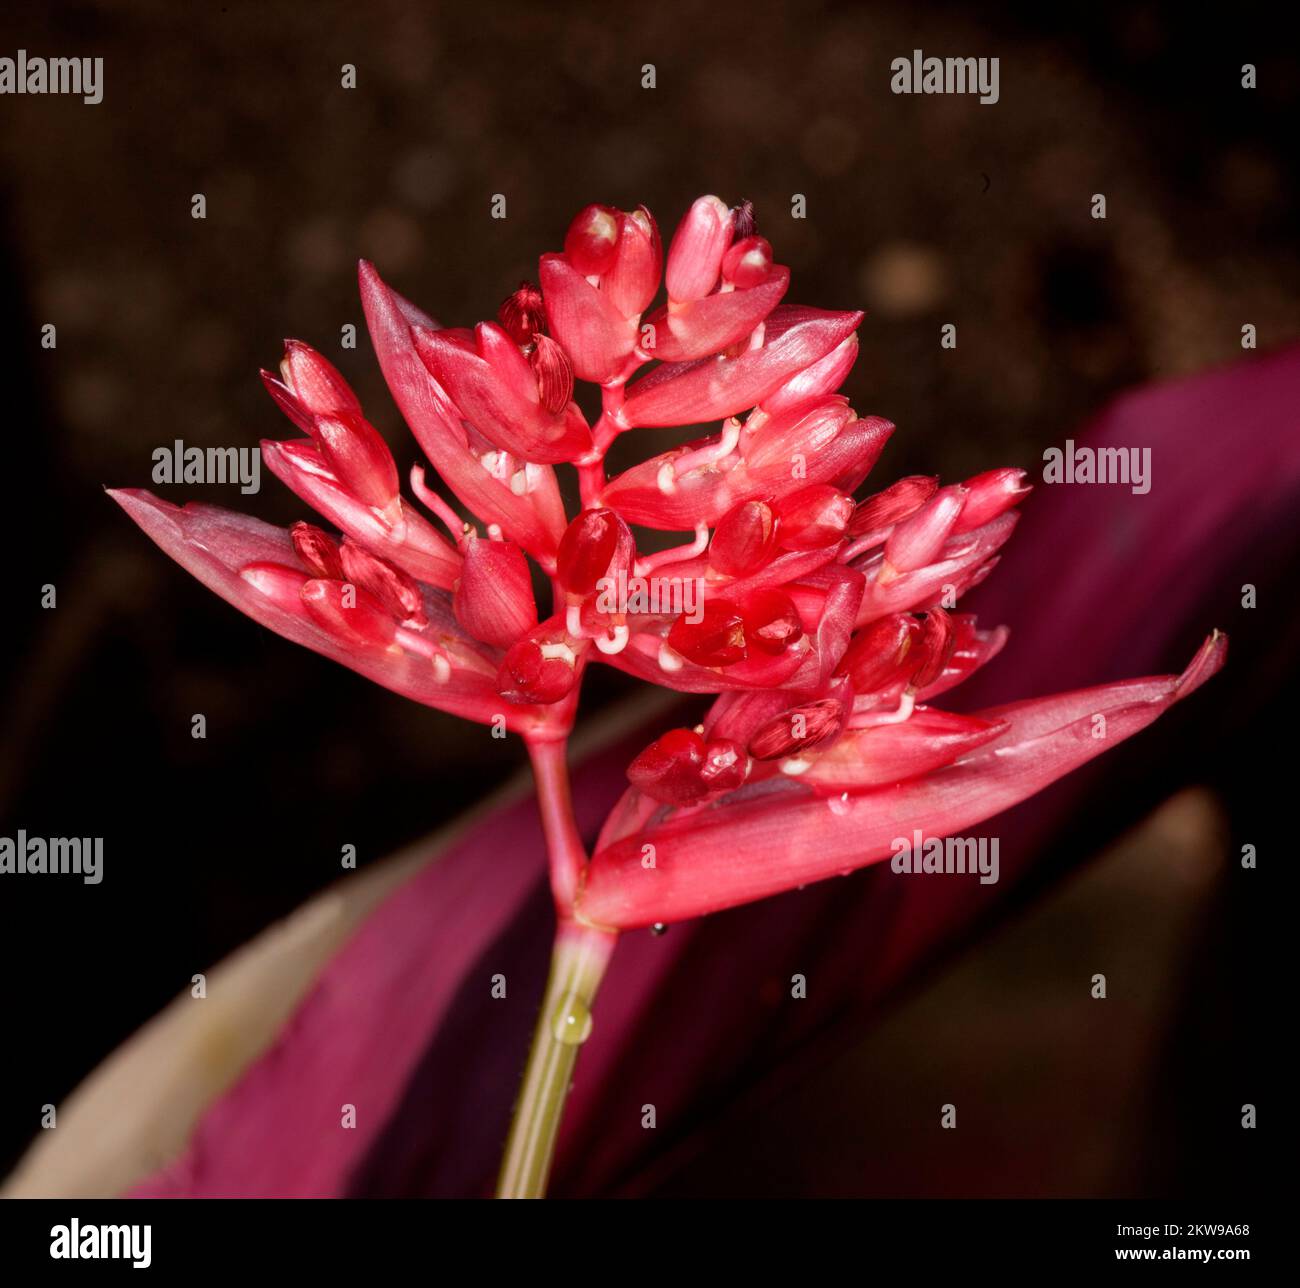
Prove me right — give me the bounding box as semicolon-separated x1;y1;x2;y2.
552;993;593;1045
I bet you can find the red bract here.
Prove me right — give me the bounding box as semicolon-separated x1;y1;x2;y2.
539;204;660;383
581;632;1227;928
600;399;893;530
644;198;790;362
412;322;594;465
619;305;864;428
108;193;1227;1201
106;491;551;735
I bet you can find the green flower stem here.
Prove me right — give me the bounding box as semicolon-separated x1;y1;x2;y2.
496;919;617;1199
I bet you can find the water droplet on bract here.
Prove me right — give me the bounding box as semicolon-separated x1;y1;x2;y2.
826;792;850;816
552;993;593;1046
651;922;669;937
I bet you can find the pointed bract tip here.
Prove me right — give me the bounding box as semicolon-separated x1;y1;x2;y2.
1176;631;1229;696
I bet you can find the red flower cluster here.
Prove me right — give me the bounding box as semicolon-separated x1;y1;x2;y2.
110;194;1224;931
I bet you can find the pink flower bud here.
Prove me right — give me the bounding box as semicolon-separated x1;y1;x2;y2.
883;485;967;574
643;266;789;363
306;410;401;511
914;614;1008;701
627;728;708;805
952;467;1032;533
527;334;575;414
802;709;1006;792
596;432;742;530
621;306;862;428
721;236;774;289
775;485;855;549
261;439;461;590
497;281;547;346
413;322;594;464
279;340;362;416
665;195;735;303
760;333;860;415
564;203;622;277
556;508;632;597
848;475;939;537
238;561;311;613
710;499;779;577
834;612;920;694
477;320;545;398
290;521;345;579
909;607;957;690
454;536;537;649
602;207;661;319
262;370;400;512
538;253;638;385
740;588;803;655
339;539;427;629
667;599;747;667
627;729;752;805
742;397;857;473
300;578;397;652
359;260;566;564
854;511;1018;627
748;698;842;761
700;737;749;792
497;627;582;704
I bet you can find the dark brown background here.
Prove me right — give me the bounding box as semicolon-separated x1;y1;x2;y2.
0;1;1291;1190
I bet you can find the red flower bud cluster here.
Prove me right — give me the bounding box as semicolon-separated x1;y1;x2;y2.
111;194;1225;929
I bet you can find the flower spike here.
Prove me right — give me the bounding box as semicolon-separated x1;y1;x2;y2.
108;192;1229;1204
